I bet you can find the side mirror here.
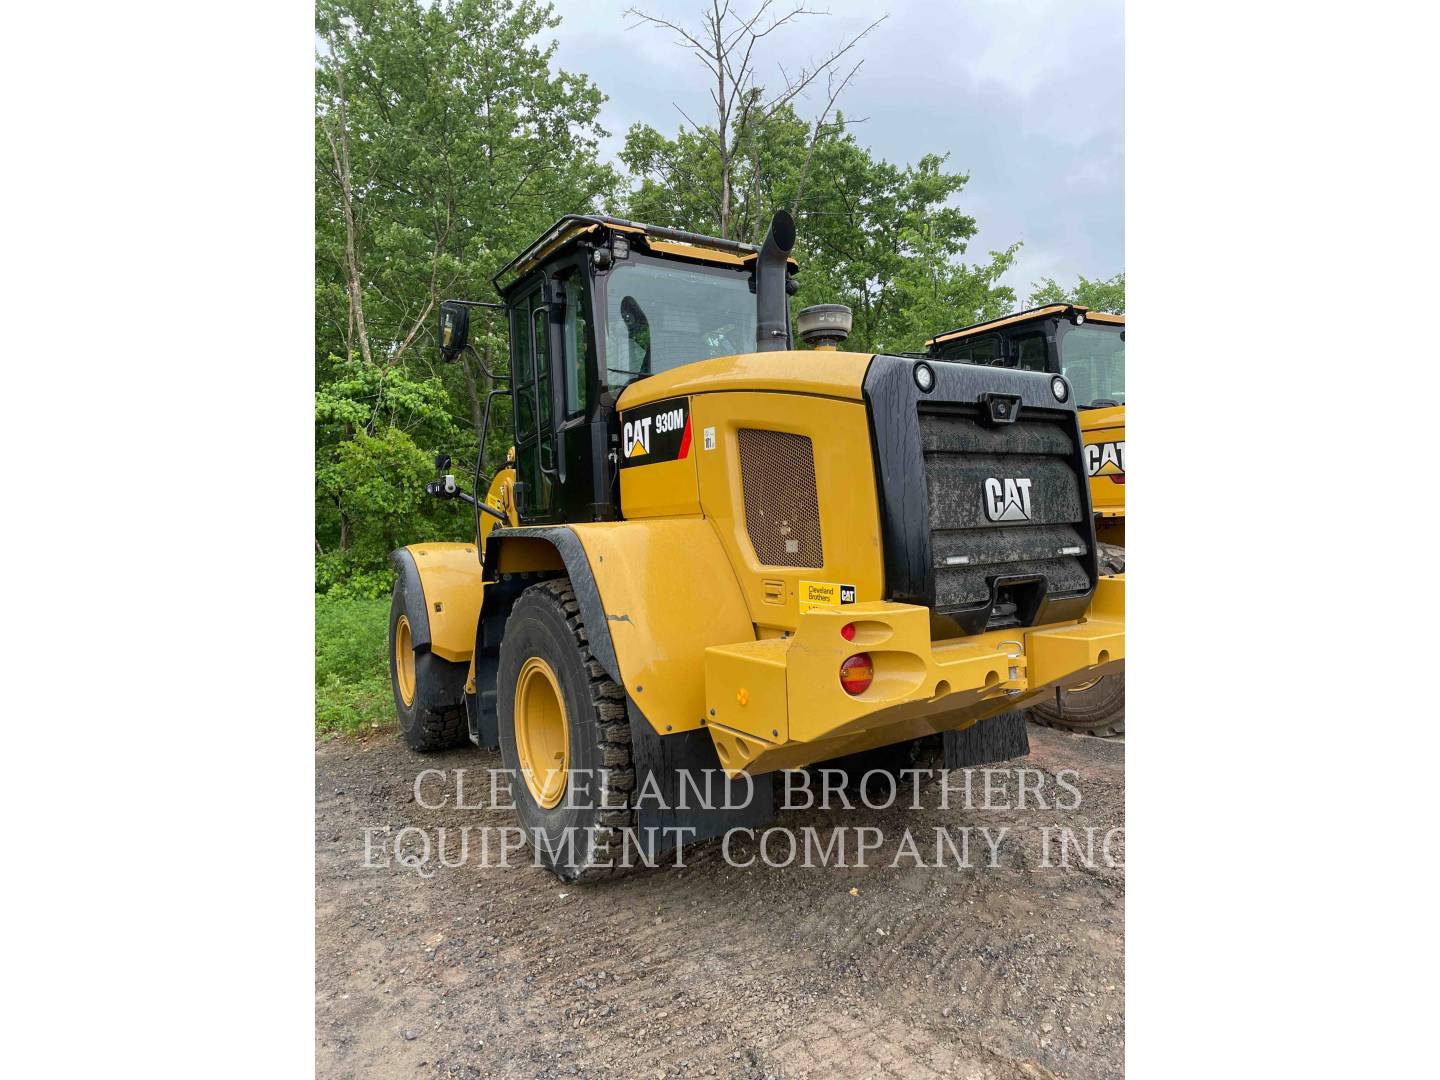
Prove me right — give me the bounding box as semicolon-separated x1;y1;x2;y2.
438;301;470;363
434;452;452;473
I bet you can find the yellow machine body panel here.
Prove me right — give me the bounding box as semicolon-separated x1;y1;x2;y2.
689;391;885;633
617;447;702;518
704;578;1125;777
587;378;890;739
402;542;482;663
566;519;756;734
1080;405;1125;545
617;349;871;409
482;464;521;534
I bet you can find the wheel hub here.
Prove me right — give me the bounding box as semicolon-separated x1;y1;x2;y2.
515;657;570;808
395;615;416;707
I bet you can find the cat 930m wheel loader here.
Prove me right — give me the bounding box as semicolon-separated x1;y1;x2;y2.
388;210;1126;880
926;306;1125;737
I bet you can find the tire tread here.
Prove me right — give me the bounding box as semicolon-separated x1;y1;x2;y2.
527;578;637;882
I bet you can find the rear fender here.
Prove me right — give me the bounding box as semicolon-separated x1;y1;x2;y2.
483;522;754;737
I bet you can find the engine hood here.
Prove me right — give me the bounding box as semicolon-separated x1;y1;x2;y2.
614;350;874;410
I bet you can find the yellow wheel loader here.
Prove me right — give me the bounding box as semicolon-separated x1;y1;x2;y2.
926;306;1125;736
388;212;1125;880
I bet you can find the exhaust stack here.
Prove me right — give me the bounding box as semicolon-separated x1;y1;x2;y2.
755;210;795;352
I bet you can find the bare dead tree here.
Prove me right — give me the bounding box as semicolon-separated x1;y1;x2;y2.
793;60;866;218
624;1;887;238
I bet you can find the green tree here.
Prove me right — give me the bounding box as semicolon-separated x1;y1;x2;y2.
315;0;616;591
1028;271;1125;313
622;104;1016;354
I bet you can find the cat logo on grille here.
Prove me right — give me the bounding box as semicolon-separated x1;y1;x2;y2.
983;477;1034;522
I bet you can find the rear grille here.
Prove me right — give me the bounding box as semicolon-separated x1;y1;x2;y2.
737;429;824;568
920;411;1089;620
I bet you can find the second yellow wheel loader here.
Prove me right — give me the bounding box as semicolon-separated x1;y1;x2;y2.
927;306;1125;736
388;211;1126;880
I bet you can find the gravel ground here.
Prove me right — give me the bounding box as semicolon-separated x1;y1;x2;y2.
316;724;1124;1079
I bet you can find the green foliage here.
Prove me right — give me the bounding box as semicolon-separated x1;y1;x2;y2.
621;106;1017;354
1028;272;1126;313
315;0;615;592
315;594;394;735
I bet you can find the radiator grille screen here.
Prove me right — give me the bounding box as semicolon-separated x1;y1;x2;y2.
737;429;824;568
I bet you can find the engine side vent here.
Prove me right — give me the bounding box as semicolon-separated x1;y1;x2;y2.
737;429;824;568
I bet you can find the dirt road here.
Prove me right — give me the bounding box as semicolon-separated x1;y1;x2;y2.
316;726;1124;1079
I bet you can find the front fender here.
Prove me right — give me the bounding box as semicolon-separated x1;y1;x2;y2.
389;543;482;663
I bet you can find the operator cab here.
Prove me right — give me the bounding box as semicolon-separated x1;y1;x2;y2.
438;214;798;527
926;305;1124;410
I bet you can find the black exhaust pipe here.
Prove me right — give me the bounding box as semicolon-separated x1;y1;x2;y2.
755;209;795;352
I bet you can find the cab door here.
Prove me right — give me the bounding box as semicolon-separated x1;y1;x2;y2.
510;282;559;521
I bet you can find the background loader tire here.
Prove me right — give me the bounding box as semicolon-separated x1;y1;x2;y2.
497;579;636;883
389;585;469;752
1029;542;1125;738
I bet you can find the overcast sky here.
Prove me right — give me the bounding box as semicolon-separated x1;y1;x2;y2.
546;0;1124;299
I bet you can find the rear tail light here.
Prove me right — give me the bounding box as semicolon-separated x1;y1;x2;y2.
839;653;873;696
840;622;856;641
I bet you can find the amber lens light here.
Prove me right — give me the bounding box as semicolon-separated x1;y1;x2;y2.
839;653;874;695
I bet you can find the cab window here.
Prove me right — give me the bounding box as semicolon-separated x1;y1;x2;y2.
1014;333;1048;372
563;276;588;416
603;256;755;389
1058;325;1125;407
937;335;1001;366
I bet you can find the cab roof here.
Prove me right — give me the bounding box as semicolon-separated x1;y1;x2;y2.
925;304;1124;348
493;213;800;294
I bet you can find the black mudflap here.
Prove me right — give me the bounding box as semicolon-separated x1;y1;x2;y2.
464;689;499;749
629;698;775;861
465;652;501;749
943;710;1031;768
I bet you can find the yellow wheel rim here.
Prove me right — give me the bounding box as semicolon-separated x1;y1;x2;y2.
515;657;570;808
395;614;416;707
1067;677;1103;694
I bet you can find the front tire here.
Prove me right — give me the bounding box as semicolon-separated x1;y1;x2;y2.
1030;542;1125;737
388;585;469;752
497;579;636;882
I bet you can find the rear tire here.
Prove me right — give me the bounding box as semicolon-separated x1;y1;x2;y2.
1030;542;1125;737
389;585;469;752
497;579;636;882
813;738;921;798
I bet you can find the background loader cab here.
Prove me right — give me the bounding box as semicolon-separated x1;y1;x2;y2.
388;213;1126;880
926;306;1126;736
926;305;1125;546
